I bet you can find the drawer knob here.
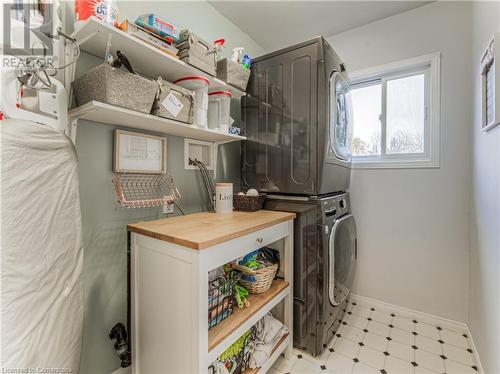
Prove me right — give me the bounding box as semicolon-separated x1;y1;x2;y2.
256;237;263;243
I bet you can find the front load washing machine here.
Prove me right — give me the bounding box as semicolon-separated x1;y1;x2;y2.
264;192;357;356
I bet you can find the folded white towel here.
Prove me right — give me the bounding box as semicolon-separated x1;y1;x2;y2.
248;313;288;368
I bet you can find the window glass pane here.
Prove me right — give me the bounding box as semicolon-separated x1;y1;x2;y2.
386;73;425;154
350;84;382;156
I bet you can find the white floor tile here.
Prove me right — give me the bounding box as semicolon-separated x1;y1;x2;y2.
415;323;441;340
415;335;442;354
363;332;389;351
290;357;323;373
390;328;415;345
414;366;438;374
444;359;477;374
335;336;362;359
415;350;445;373
346;314;370;330
273;355;297;373
325;352;355;374
442;344;473;366
371;311;393;325
351;305;373;318
384;356;414;373
367;320;391;337
440;329;468;349
352;362;379;374
343;325;367;342
285;297;481;374
392;317;416;332
387;340;415;362
357;346;386;370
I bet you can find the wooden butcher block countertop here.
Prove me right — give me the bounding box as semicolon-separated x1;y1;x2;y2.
127;210;296;250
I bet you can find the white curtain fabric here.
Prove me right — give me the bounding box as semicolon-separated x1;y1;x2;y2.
1;119;83;373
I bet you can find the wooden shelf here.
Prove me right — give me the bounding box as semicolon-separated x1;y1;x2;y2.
243;332;290;374
208;279;289;352
72;17;246;98
69;101;246;143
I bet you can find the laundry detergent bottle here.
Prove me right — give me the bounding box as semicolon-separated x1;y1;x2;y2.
75;0;119;30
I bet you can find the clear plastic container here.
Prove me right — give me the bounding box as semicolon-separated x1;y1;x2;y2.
173;76;210;128
208;91;232;133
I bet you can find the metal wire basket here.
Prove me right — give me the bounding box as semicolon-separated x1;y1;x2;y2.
113;173;181;209
208;272;238;329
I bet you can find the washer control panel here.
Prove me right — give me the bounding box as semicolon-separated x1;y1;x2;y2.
320;193;350;221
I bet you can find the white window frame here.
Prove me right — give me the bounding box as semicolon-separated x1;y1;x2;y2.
349;52;441;169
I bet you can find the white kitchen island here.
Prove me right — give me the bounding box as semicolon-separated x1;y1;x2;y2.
127;210;295;373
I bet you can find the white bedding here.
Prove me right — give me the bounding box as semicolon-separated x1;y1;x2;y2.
1;119;83;372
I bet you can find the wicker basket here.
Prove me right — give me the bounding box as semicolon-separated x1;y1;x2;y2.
232;263;278;294
233;194;266;212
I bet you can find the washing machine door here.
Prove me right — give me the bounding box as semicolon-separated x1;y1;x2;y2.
328;214;357;306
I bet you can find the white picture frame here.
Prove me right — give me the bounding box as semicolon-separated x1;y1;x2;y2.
114;130;167;174
481;35;500;132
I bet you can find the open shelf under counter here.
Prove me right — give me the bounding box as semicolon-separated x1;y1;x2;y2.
69;101;246;144
72;17;246;98
208;279;289;360
243;332;290;374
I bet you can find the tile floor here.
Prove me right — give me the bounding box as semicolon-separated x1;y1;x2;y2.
270;298;480;374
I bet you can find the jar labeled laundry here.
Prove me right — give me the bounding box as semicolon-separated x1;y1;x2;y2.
208;91;232;133
215;183;233;214
173;76;209;128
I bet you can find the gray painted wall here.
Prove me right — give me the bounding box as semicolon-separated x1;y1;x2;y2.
72;2;265;373
328;2;472;322
469;2;500;373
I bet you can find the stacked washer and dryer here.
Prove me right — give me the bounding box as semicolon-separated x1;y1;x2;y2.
241;37;357;356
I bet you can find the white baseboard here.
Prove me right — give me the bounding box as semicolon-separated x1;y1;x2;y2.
111;367;131;374
349;293;484;373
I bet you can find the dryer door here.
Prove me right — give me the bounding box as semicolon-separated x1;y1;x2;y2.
328;214;357;306
327;71;352;164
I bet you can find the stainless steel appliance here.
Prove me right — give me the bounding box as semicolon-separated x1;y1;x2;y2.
265;192;357;356
241;37;352;195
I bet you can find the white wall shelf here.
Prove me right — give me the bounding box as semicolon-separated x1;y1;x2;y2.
71;17;246;98
69;101;246;144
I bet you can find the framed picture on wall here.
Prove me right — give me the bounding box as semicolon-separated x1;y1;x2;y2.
114;130;167;174
481;34;500;132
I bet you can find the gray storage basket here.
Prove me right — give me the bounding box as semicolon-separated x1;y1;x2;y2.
153;80;195;124
73;64;158;114
217;58;251;91
176;30;217;76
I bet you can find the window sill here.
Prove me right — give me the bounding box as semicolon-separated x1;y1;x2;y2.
352;158;440;170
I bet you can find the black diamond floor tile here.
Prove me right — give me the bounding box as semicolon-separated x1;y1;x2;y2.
467;348;473;353
472;366;478;371
297;354;303;359
412;345;418;350
386;337;392;341
353;358;359;363
383;351;390;356
440;355;447;360
329;348;334;352
411;362;418;367
438;339;445;344
320;365;327;370
380;369;387;374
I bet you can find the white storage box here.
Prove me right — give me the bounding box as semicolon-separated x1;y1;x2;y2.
174;76;210;128
208;91;232;133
